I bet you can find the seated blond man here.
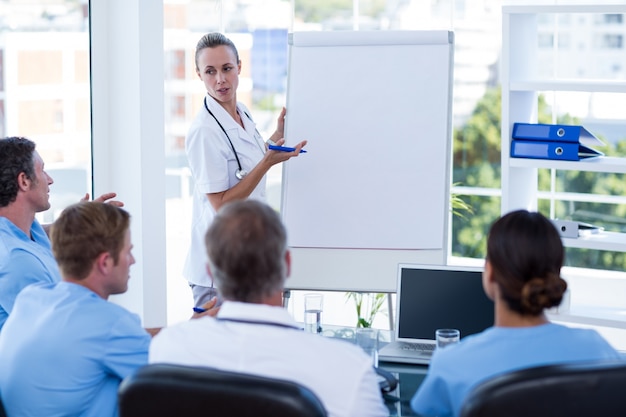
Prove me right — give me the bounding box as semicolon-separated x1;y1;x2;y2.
0;202;149;417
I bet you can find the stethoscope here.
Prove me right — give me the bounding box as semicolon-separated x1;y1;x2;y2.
216;317;302;331
204;97;260;180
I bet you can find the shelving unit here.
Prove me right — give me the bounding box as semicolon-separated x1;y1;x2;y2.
502;5;626;335
501;4;626;237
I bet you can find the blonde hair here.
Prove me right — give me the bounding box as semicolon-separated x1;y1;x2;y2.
51;202;130;280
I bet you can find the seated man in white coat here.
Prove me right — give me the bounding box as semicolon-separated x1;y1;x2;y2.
150;200;387;417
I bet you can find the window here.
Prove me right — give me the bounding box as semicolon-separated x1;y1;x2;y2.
600;13;624;25
165;50;187;80
162;0;502;327
599;34;623;49
538;32;554;48
0;2;91;224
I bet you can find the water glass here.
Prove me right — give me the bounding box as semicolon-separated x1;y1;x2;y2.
356;328;379;367
436;328;460;349
304;293;323;334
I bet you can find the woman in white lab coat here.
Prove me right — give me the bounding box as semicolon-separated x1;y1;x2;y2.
184;32;307;308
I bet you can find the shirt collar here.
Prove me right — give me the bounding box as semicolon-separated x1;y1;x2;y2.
205;94;245;132
217;301;301;329
0;217;51;248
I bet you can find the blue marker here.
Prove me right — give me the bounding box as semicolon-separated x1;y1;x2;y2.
268;144;307;153
193;307;206;313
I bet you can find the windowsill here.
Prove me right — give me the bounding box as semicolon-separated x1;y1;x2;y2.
547;307;626;330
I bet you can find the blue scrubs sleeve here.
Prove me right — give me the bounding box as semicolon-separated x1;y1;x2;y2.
103;313;150;379
0;249;57;323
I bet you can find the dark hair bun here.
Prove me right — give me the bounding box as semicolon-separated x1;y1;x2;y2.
520;274;567;315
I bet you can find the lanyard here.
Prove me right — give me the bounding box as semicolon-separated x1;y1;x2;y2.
216;317;302;331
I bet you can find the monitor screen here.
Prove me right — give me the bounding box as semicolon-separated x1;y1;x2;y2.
397;265;495;341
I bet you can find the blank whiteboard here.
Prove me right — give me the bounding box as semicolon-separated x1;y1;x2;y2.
281;31;454;292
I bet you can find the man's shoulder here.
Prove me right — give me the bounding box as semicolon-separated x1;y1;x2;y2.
68;293;147;340
0;217;22;251
87;294;143;324
0;219;51;258
0;249;57;289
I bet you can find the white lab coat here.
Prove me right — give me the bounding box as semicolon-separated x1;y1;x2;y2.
183;94;267;286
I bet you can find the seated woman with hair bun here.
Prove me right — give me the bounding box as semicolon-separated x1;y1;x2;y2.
411;210;622;417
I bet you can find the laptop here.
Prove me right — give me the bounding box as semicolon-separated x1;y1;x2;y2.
378;264;494;365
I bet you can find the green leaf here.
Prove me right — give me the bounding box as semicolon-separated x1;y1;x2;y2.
357;317;371;328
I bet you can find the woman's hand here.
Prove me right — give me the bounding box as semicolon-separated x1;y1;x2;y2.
276;107;286;137
207;137;307;212
269;107;287;144
191;297;220;319
265;138;308;166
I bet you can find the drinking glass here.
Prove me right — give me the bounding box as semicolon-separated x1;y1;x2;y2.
356;328;379;367
436;328;460;349
304;293;323;334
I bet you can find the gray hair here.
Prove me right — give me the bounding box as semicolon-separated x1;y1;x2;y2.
205;200;288;303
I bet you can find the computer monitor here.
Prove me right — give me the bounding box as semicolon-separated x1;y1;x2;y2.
396;264;495;343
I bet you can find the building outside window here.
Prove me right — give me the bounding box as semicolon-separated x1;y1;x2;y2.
0;1;91;224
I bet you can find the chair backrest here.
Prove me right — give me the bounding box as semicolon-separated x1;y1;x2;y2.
0;396;6;417
460;360;626;417
118;363;328;417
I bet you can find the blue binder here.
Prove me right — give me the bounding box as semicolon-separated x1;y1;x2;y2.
511;140;601;161
511;123;604;161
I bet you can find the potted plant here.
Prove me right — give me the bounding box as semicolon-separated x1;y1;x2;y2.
345;292;387;328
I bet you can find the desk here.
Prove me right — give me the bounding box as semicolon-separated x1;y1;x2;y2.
379;361;428;417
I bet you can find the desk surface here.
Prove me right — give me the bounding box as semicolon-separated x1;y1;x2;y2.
379;361;428;417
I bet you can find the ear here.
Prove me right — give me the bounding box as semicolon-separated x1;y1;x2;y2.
17;172;31;191
196;68;202;80
284;250;291;279
95;251;113;275
482;260;497;301
237;61;242;75
484;260;495;283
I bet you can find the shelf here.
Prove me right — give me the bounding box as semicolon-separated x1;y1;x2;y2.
562;231;626;252
504;5;626;14
509;80;626;94
509;156;626;175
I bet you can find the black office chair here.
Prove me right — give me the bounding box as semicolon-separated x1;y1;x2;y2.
0;396;6;417
118;363;328;417
460;360;626;417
